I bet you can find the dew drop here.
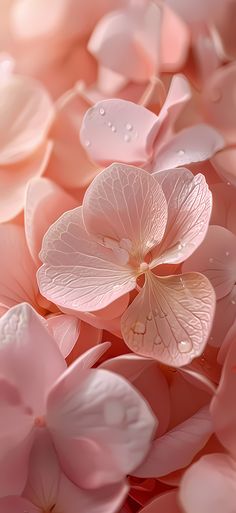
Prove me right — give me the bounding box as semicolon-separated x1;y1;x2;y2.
85;140;91;147
111;125;116;132
126;123;133;131
124;134;131;142
134;322;146;334
178;340;192;353
99;107;105;116
209;257;214;263
108;121;112;127
147;313;152;321
226;251;230;256
231;299;236;305
178;149;185;156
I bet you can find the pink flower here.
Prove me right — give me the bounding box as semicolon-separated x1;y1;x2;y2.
0;302;156;498
38;163;216;367
80;75;224;172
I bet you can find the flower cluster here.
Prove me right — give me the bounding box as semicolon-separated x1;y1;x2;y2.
0;1;236;512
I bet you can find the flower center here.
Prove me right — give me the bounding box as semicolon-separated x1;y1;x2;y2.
139;261;150;272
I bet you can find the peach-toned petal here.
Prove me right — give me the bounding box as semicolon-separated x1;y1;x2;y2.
179;453;236;513
0;223;38;313
46;314;80;358
151;171;212;265
88;1;161;81
134;405;212;478
0;140;52;223
121;272;215;367
139;490;181;513
80;99;159;166
0;74;54;164
212;147;236;186
25;177;77;265
160;4;190;71
211;183;236;235
83;163;167;258
183;226;236;300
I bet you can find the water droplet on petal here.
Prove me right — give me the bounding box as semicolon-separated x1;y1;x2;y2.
99;107;105;116
178;340;192;353
209;257;214;263
108;121;112;127
178;149;185;156
124;134;131;142
147;313;152;321
85;140;91;147
226;251;230;256
231;299;236;305
134;322;146;334
111;125;116;132
126;123;133;131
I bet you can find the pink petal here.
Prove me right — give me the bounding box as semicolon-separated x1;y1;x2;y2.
70;341;111;370
100;355;170;436
0;74;54;165
0;497;38;513
211;183;236;235
211;329;236;458
38;207;137;312
66;321;102;363
25;177;77;265
121;272;215;367
88;1;161;81
201;61;236;144
134;406;212;478
47;87;97;189
0;303;66;414
0;140;52;223
160;4;190;71
212;148;236;187
0;224;38;313
80;99;159;165
217;319;236;365
57;473;128;513
139;490;181;513
11;0;68;39
23;431;60;511
153;124;224;172
46;314;81;358
46;367;156;487
169;371;211;428
208;286;236;348
179;454;236;513
151;170;212;265
0;432;34;497
83;163;167;258
158;74;191;132
183;226;236;300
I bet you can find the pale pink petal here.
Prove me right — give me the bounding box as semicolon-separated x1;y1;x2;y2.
0;303;66;414
139;490;181;513
70;341;111;370
217;318;236;365
0;379;33;466
179;454;236;513
211;329;236;458
211;183;236;235
57;473;128;513
169;371;211;428
23;431;60;511
151;170;212;265
0;140;52;223
46;367;156;487
0;224;38;313
0;497;38;513
38;206;137;312
212;148;236;187
121;272;215;367
135;405;212;478
67;321;102;363
47;87;97;189
25;177;77;265
88;1;161;81
160;4;190;71
11;0;68;39
183;226;236;300
158;74;191;132
100;355;170;436
0;74;54;164
202;61;236;144
0;431;34;497
153;124;224;172
80;100;159;165
46;314;80;358
83;163;167;258
166;0;222;24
